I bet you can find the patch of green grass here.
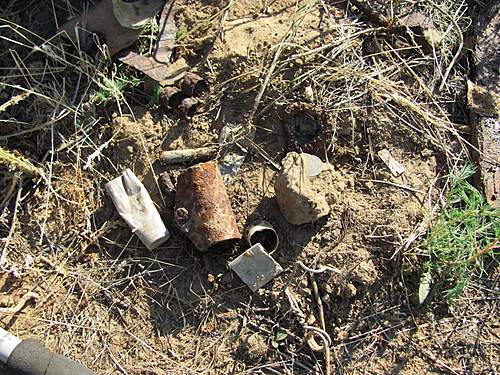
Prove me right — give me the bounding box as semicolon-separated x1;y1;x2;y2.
137;19;160;55
146;78;162;105
420;163;499;304
175;26;187;41
93;71;143;105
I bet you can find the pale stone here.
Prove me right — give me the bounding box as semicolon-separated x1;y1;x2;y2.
274;152;330;225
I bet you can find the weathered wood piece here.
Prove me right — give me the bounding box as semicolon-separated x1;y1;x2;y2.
471;1;500;208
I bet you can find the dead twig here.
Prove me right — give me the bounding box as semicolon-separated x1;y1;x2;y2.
0;291;39;314
469;238;499;263
0;178;23;266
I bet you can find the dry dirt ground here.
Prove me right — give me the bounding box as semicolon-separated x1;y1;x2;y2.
0;0;499;374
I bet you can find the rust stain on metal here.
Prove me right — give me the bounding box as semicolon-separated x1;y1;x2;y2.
118;0;184;84
175;161;241;251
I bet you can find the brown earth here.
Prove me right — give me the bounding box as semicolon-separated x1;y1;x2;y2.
0;0;498;374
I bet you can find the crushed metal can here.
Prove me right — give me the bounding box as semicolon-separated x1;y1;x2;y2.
174;161;241;251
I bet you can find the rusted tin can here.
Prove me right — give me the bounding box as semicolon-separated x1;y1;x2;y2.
174;161;241;251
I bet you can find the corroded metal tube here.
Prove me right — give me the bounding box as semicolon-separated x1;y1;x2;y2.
181;72;208;97
244;221;279;253
160;86;186;109
174;161;241;251
178;97;199;118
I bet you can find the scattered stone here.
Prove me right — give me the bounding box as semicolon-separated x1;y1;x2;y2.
275;152;330;225
229;243;283;292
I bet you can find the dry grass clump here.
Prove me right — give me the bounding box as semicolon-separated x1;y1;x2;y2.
253;1;475;164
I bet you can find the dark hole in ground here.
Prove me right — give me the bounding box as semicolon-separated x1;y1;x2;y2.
291;110;323;144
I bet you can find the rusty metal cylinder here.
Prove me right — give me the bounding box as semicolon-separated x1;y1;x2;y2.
174;161;241;251
181;72;208;97
160;86;186;109
178;97;199;118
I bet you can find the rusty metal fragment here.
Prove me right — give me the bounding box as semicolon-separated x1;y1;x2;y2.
159;171;176;208
178;97;199;118
159;86;186;109
118;1;186;84
159;146;218;165
181;73;208;97
174;161;241;251
119;57;189;86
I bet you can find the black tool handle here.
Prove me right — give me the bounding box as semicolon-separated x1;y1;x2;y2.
6;339;95;375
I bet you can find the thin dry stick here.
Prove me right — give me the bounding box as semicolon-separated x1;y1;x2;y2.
309;273;331;375
0;178;22;266
429;0;465;91
360;178;425;195
0;91;31;112
0;174;19;211
295;261;337;375
248;5;311;122
0;292;39;314
0;146;40;176
469;238;499;263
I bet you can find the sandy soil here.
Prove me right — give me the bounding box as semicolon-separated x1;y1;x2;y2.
0;0;498;374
